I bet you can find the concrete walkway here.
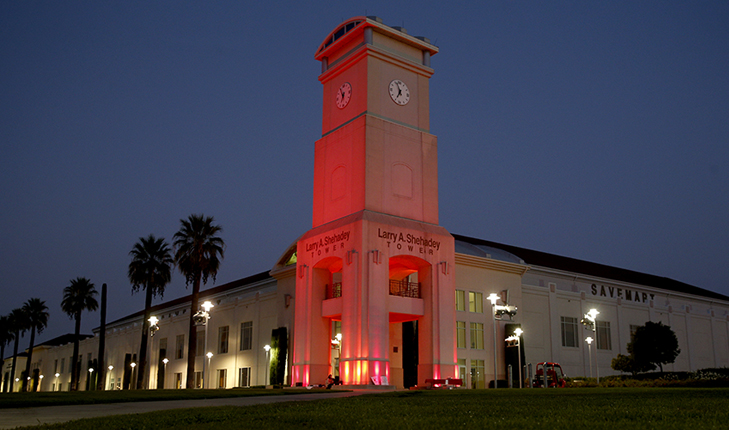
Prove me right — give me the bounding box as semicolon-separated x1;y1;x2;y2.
0;391;367;429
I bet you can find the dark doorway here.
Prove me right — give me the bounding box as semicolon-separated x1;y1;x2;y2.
402;320;418;388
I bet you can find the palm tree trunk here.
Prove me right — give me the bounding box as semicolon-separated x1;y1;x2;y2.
185;273;201;389
9;331;19;392
71;313;82;391
22;328;36;392
137;285;153;389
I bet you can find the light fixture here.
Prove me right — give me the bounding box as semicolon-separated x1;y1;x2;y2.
108;365;113;371
162;358;169;365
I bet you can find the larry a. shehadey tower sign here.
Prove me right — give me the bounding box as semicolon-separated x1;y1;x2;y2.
292;16;457;388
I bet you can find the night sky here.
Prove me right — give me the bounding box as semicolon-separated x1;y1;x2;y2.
2;2;728;347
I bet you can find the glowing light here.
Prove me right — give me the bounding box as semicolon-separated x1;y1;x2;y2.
263;344;271;352
585;336;593;344
108;365;113;371
201;301;214;313
487;293;500;305
130;362;136;368
162;358;169;365
514;328;523;337
206;352;213;359
54;373;60;378
148;316;159;325
89;368;94;373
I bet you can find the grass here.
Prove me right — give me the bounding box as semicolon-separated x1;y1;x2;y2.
0;387;327;409
16;387;729;430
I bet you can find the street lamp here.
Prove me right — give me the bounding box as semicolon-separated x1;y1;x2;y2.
107;365;114;390
195;301;214;389
263;344;271;386
487;293;500;389
205;352;213;389
54;373;59;391
581;308;599;384
161;358;168;389
39;374;44;392
148;316;159;337
585;337;594;379
130;362;137;390
505;330;523;388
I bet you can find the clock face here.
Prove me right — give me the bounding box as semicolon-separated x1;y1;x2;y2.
388;79;410;105
336;82;352;109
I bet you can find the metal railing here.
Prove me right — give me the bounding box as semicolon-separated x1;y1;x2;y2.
389;279;421;298
326;283;342;299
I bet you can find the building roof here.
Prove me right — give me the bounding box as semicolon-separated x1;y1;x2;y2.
103;270;272;328
453;233;729;302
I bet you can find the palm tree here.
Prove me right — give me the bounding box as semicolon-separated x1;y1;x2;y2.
128;234;173;389
21;298;50;392
61;277;98;391
173;214;224;389
7;308;27;392
0;314;14;391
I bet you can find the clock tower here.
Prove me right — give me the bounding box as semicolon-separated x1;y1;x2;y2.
292;17;457;388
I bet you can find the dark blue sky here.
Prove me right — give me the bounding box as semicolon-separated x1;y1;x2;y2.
2;1;728;345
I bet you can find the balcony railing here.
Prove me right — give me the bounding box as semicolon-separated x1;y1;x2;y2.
326;283;342;299
389;279;421;298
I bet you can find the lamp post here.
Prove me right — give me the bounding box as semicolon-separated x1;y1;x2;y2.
514;328;523;388
88;368;94;390
585;337;593;379
54;373;59;392
263;344;271;386
581;308;599;384
162;358;168;389
197;301;214;389
206;352;213;389
487;293;500;388
107;365;113;390
39;375;44;392
130;362;136;390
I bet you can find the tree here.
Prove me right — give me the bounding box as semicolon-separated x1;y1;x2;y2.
631;321;680;372
0;314;14;392
21;298;50;392
173;214;224;389
7;308;27;392
611;352;654;376
61;277;99;391
128;234;173;389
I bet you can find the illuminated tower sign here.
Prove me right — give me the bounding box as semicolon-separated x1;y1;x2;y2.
292;16;456;388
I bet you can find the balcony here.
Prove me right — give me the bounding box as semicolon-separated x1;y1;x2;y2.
326;283;342;299
389;279;421;298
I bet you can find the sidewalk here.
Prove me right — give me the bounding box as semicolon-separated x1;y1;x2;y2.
0;391;366;429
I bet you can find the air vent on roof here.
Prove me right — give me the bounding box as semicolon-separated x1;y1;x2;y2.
415;36;431;44
367;16;383;23
392;26;407;34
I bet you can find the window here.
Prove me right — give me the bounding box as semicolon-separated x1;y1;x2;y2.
596;321;612;350
217;369;227;388
629;324;640;341
455;290;466;311
561;317;579;347
240;322;253;351
238;367;251;387
457;321;466;348
54;359;58;373
471;359;485;389
175;334;185;359
194;371;202;389
196;330;205;357
218;326;229;354
60;358;65;374
468;292;483;313
470;322;484;350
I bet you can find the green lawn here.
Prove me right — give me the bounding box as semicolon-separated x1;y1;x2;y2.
0;387;321;409
17;388;729;430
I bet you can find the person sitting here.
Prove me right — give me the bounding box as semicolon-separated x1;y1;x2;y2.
326;374;335;389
